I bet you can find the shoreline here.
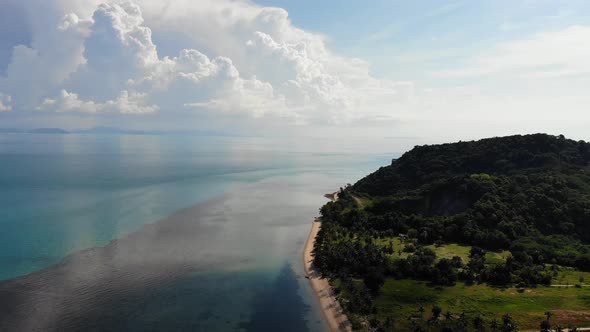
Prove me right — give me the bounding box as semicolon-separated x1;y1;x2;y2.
303;202;352;332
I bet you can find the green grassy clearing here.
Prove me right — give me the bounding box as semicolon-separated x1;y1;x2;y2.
374;237;510;265
373;279;590;330
552;267;590;285
374;237;589;286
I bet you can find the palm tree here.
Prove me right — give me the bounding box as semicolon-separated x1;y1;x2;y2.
418;305;425;317
501;314;518;332
445;311;453;321
458;312;467;328
490;318;498;331
384;316;393;330
473;316;485;332
544;311;553;321
432;305;442;321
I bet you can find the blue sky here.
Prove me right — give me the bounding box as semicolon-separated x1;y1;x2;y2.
1;0;590;143
258;0;590;81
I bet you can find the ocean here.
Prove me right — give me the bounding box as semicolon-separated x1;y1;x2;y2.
0;133;396;331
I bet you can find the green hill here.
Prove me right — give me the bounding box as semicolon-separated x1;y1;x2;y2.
313;134;590;331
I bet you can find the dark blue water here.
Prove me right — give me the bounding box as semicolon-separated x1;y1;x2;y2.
0;133;396;331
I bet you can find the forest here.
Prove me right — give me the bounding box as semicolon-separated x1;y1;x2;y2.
312;134;590;331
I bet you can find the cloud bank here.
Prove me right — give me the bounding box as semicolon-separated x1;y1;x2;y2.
1;0;589;143
0;0;409;129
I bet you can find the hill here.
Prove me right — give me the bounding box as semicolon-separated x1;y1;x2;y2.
313;134;590;331
29;128;69;134
74;126;155;135
0;128;69;134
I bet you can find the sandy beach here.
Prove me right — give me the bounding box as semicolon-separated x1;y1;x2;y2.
303;217;352;332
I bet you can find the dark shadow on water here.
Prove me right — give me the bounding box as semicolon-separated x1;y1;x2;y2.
0;187;319;331
239;263;310;332
0;196;249;332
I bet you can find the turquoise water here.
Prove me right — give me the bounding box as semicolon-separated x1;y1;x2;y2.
0;133;395;331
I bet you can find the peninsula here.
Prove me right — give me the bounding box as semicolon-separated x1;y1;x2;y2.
311;134;590;331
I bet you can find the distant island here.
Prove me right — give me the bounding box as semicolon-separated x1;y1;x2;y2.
74;126;156;135
0;127;145;135
0;128;69;134
0;127;246;137
311;134;590;331
30;128;69;134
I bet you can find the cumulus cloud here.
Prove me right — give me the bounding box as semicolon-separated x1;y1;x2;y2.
2;0;590;143
0;0;408;126
0;0;95;110
0;93;11;112
141;48;292;118
37;89;158;114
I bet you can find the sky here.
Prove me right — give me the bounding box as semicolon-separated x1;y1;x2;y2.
1;0;590;143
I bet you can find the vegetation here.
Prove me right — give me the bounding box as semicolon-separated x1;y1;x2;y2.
312;134;590;331
372;279;590;331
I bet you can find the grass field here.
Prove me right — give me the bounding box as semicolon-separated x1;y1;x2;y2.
552;266;590;285
373;279;590;330
365;238;590;330
375;237;590;285
374;237;510;265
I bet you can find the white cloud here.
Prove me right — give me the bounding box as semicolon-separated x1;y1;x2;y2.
0;0;95;110
107;90;159;114
439;25;590;79
37;2;288;118
37;90;100;113
37;89;158;114
184;77;295;119
243;30;412;124
1;0;589;143
0;93;12;112
0;0;409;127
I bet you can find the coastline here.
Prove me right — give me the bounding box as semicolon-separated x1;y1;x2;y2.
303;207;352;332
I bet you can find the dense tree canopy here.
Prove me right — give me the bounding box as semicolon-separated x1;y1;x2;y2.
313;134;590;330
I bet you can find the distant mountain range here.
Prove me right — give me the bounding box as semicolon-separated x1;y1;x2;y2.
0;127;241;136
0;128;69;134
74;126;158;135
0;127;148;135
